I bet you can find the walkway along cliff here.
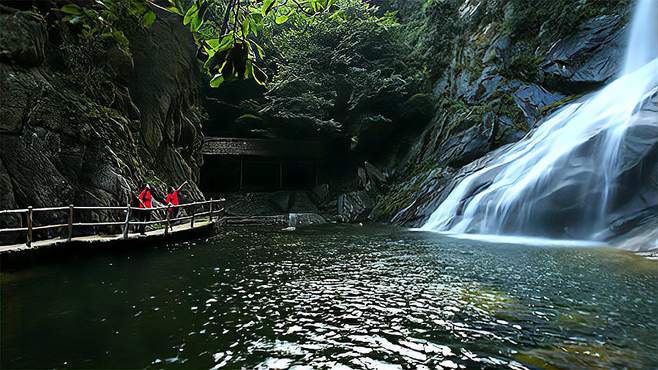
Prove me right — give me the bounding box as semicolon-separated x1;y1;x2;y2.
0;199;225;264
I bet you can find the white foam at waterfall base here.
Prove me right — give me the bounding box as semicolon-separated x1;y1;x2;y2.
412;229;607;248
421;0;658;242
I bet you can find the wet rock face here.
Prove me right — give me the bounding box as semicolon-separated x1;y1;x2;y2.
396;87;658;246
0;8;204;234
0;9;47;67
387;167;456;226
338;191;374;222
380;1;636;231
541;15;625;92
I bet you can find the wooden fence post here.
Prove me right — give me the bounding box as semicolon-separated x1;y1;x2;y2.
190;207;195;228
67;205;74;241
218;199;225;221
209;198;214;222
165;204;171;236
122;204;131;239
26;206;33;247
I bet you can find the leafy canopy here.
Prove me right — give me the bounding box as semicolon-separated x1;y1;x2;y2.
58;0;395;88
261;0;423;135
58;0;157;53
154;0;349;87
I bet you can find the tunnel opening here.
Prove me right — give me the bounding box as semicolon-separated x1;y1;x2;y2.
200;137;343;197
201;156;320;195
200;157;241;193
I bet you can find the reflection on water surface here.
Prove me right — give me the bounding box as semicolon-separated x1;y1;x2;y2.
2;225;657;369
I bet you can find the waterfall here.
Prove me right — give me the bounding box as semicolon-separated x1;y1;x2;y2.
422;0;658;240
623;0;658;75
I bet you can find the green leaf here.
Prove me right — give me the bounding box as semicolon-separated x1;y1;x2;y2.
216;34;234;51
206;38;220;49
262;0;276;16
275;15;288;24
203;52;217;69
64;15;83;25
82;8;99;18
192;17;203;31
129;1;147;15
183;3;198;25
245;59;253;80
250;12;263;23
252;40;265;59
252;64;267;86
165;6;183;15
242;18;250;37
210;74;225;88
142;11;156;27
60;4;82;15
166;0;185;15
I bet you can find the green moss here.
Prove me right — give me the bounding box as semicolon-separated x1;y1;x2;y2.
514;343;641;370
504;53;545;81
539;94;583;115
504;0;632;48
85;104;122;121
497;95;529;132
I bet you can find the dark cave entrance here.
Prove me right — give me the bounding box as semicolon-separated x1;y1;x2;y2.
200;156;320;194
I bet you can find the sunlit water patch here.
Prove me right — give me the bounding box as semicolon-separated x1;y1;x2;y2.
2;225;657;369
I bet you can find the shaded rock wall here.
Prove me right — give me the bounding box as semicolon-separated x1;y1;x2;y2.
0;7;204;232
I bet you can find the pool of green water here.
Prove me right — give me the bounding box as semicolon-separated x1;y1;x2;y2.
2;225;657;369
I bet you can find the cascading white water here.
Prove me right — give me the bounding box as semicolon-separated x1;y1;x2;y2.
623;0;658;75
422;0;658;240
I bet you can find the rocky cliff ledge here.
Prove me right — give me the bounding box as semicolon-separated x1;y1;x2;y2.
0;6;204;229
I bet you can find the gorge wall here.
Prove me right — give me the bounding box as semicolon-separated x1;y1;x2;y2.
0;5;204;230
371;0;636;227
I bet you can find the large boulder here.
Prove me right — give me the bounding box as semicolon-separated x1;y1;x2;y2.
438;112;495;168
338;191;374;222
386;167;456;226
509;81;566;129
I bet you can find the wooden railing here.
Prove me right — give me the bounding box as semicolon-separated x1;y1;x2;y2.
0;199;225;247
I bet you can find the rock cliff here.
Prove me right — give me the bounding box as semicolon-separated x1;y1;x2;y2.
374;0;635;227
0;6;204;232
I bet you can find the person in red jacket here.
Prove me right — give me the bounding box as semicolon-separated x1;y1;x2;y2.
136;183;153;235
165;181;188;220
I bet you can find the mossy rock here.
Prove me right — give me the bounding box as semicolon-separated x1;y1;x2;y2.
401;93;434;123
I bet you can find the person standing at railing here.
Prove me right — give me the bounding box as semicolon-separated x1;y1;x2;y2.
165;181;189;220
136;184;153;235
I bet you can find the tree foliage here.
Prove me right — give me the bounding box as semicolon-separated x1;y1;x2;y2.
58;0;157;53
260;0;426;139
58;0;358;87
153;0;350;87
